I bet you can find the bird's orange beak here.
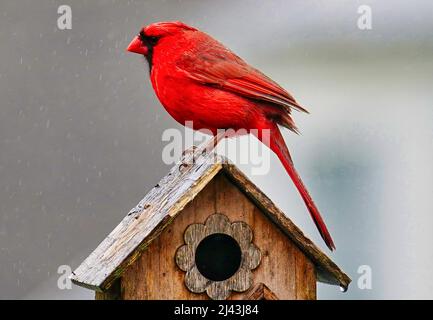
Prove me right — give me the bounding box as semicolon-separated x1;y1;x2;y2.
126;36;148;55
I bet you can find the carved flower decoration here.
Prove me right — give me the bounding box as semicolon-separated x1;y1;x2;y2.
175;213;261;300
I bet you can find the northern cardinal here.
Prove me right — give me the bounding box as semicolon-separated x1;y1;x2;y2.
127;21;335;250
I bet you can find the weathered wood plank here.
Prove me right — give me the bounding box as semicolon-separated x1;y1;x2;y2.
95;279;121;300
295;247;317;300
215;174;299;300
222;163;351;291
122;179;219;299
243;283;279;300
71;150;224;291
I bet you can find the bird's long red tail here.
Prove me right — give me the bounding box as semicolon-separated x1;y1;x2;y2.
256;125;336;250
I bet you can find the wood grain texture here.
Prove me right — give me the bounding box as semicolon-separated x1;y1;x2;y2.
243;283;279;300
295;247;317;300
95;279;121;300
215;174;311;300
70;150;223;291
122;178;219;300
121;173;317;300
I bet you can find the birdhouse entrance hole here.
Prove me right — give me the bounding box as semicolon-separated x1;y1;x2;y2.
195;233;242;281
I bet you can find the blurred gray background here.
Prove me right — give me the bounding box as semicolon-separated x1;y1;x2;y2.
1;0;433;299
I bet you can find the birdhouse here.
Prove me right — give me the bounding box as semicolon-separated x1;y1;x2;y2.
70;149;350;300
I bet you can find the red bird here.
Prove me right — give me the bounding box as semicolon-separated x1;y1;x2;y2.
127;21;335;250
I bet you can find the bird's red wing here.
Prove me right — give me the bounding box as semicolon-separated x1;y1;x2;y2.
177;45;309;114
225;72;309;113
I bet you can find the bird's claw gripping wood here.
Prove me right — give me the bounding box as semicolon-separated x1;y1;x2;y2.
198;131;226;155
180;131;226;166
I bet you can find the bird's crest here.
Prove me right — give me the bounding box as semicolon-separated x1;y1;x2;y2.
143;21;197;38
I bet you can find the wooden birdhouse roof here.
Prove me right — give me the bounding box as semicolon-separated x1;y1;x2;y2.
70;148;351;292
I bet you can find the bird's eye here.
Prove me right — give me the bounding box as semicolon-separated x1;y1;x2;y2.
148;36;159;45
139;31;146;41
138;31;159;46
